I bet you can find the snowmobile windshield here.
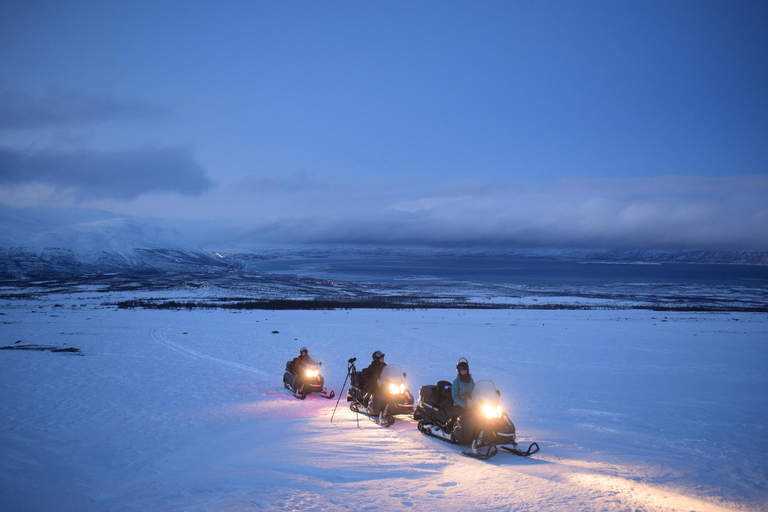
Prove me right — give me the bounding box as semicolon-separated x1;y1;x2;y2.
378;364;406;394
472;380;502;418
379;364;404;384
299;357;321;378
472;380;499;405
299;356;318;368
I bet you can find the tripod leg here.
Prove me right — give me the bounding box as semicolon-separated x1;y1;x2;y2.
330;368;351;422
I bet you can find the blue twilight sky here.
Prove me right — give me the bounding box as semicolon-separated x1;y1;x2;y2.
1;0;767;250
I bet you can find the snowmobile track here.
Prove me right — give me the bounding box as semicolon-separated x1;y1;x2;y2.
150;326;270;378
418;420;537;460
349;402;395;427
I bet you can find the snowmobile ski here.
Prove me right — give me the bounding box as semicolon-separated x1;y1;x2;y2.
461;444;499;460
459;431;499;460
349;402;395;427
501;442;540;457
291;388;335;400
371;414;395;427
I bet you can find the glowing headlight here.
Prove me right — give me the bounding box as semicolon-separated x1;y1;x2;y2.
305;369;319;378
388;383;405;394
481;403;502;419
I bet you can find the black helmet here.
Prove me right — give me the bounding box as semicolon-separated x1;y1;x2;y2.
372;350;385;360
456;357;469;372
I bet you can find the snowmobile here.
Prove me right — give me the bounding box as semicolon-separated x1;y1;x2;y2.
345;358;415;426
414;379;539;459
283;355;335;400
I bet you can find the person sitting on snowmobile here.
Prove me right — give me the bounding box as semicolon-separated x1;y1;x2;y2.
452;357;475;409
361;350;386;393
361;350;393;421
447;357;475;431
291;347;309;375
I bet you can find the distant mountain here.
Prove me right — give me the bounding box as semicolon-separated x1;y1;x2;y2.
0;207;229;279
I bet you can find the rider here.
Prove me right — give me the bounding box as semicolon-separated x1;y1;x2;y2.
292;347;309;375
452;357;475;409
361;350;390;420
361;350;386;393
447;357;475;432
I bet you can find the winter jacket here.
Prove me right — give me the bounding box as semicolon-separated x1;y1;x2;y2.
361;360;386;391
452;375;475;408
292;354;308;374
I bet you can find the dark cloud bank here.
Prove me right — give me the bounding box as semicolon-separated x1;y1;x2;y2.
219;175;768;252
0;88;164;130
0;147;212;200
0;87;210;200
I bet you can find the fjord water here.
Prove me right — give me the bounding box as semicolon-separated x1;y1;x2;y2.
248;252;768;287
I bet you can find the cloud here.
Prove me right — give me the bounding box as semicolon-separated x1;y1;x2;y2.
0;146;213;201
231;170;315;193
0;88;164;130
219;174;768;251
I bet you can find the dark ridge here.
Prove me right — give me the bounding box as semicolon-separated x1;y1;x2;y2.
0;344;82;354
109;298;768;313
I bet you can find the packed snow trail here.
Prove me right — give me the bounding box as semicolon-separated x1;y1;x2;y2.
150;325;271;379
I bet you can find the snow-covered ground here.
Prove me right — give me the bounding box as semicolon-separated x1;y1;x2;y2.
1;294;767;511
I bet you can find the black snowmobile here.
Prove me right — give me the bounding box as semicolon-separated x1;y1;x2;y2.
414;379;539;459
283;355;335;400
345;358;414;426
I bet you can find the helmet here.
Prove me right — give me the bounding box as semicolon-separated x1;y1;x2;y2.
456;357;469;372
372;350;385;360
300;347;308;354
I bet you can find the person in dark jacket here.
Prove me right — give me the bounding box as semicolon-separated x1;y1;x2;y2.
361;350;386;393
292;347;309;375
362;350;392;421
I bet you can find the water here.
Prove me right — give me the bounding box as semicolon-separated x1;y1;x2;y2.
248;251;768;289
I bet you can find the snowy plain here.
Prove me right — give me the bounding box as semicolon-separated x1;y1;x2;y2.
1;288;767;512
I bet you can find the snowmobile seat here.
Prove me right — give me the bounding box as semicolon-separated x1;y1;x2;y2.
415;380;456;425
419;381;453;408
285;360;295;373
418;384;438;405
436;380;452;406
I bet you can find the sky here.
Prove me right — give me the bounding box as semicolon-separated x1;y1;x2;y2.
1;0;767;250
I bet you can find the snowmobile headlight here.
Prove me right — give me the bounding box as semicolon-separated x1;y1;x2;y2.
388;383;405;395
305;369;319;378
481;403;502;419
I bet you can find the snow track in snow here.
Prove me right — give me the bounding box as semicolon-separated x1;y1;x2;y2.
150;325;270;379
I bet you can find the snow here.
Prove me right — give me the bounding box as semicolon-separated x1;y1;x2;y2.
1;295;767;511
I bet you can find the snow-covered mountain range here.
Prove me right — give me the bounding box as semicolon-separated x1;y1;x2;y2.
0;207;228;279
